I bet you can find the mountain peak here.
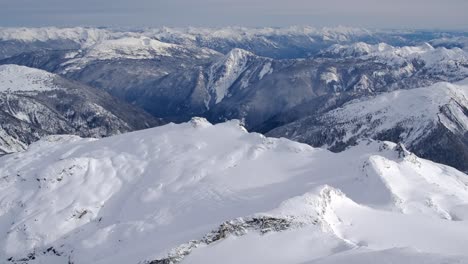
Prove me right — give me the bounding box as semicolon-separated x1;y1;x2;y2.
207;48;257;105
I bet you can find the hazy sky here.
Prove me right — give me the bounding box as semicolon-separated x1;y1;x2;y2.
1;0;467;29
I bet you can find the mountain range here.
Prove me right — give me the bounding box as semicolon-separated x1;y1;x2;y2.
1;27;467;171
1;26;468;264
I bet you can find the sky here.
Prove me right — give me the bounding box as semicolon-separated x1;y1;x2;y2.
0;0;467;30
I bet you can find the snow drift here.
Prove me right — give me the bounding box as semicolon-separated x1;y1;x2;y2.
0;118;467;263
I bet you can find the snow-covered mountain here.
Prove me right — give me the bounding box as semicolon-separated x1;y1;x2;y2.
1;26;467;60
0;64;162;154
2;27;468;170
0;27;115;45
1;118;467;264
3;37;467;128
145;26;374;59
430;36;468;51
205;48;275;107
206;43;468;128
267;80;468;172
319;42;468;79
60;36;220;74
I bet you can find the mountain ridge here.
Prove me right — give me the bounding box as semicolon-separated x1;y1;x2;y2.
1;118;467;263
0;64;163;154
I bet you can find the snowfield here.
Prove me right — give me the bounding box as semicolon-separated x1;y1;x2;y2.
0;65;58;93
0;118;467;263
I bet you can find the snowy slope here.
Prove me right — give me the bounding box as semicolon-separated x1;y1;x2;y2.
0;64;57;92
320;42;468;79
60;37;220;73
0;64;162;154
270;79;468;145
0;118;467;264
206;48;265;105
268;79;468;171
0;27;138;49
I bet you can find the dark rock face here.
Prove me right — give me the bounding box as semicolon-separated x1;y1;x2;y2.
413;124;468;173
147;216;300;264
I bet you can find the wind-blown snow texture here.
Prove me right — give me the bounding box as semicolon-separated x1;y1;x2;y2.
0;119;467;264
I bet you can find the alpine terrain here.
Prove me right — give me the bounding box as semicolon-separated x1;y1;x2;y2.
1;28;468;172
0;64;163;154
0;25;467;264
0;119;468;264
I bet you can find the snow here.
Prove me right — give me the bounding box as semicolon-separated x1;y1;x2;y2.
60;37;177;71
207;49;254;104
0;27;118;47
145;25;371;43
0;118;467;263
258;62;273;80
0;64;57;92
0;26;372;45
0;128;27;154
307;79;468;145
60;36;219;74
325;42;426;58
324;42;468;76
184;226;351;264
83;37;176;60
305;248;468;264
320;67;339;84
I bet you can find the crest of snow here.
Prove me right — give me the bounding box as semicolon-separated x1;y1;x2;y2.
207;48;254;104
60;36;219;74
189;116;213;128
258;62;273;80
60;37;185;73
0;64;58;92
1;119;468;263
79;37;175;60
